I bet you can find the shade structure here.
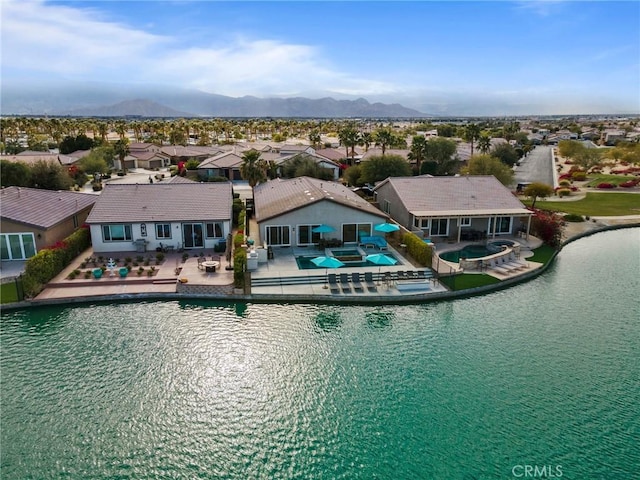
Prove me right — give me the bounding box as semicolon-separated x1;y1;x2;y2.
312;256;345;289
365;253;398;284
374;222;400;233
312;224;335;234
311;256;345;269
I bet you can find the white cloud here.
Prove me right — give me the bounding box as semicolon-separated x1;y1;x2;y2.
1;0;167;76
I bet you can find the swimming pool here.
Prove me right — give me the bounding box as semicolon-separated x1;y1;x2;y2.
438;240;515;263
296;252;400;270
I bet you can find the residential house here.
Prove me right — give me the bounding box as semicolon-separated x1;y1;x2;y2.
197;151;245;181
374;175;532;243
128;143;171;169
2;152;59;166
604;130;626;145
253;176;389;247
58;149;92;167
0;186;96;260
160;145;223;165
86;182;233;253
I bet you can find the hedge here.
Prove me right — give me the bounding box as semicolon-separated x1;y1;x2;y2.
22;227;91;298
233;247;247;289
402;232;433;268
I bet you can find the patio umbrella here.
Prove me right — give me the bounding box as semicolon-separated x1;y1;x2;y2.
311;256;345;289
374;222;400;233
365;253;398;284
312;224;335;240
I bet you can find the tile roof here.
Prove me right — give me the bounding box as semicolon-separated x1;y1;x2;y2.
0;186;97;229
3;153;59;165
254;176;387;222
198;152;244;169
86;183;233;224
377;175;531;217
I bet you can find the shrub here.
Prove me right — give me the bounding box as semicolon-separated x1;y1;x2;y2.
84;271;92;279
571;171;587;181
134;256;142;263
156;252;165;262
402;232;433;267
233;247;247;289
530;208;565;248
596;182;616;189
556;188;571;197
559;180;571;187
620;180;639;188
564;214;585;222
68;271;77;279
233;232;245;248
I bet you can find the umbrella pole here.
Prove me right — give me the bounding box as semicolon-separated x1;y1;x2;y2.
323;267;328;289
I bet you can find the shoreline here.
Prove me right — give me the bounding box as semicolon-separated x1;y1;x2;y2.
2;222;638;312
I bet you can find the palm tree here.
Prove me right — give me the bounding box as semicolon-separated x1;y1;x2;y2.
374;127;395;157
338;124;359;165
464;123;481;157
113;138;130;174
240;149;267;194
408;135;427;174
477;134;492;155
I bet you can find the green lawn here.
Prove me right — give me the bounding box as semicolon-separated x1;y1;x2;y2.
1;281;20;304
527;245;556;264
529;192;640;216
440;274;502;291
585;174;636;187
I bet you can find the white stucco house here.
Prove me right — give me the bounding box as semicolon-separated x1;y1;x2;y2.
374;175;532;242
86;182;233;253
253;176;389;247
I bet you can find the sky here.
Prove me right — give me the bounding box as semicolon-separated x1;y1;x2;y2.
1;0;639;115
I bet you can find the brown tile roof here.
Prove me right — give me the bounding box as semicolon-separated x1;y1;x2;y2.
198;152;244;169
0;186;96;229
86;183;232;224
2;153;59;165
315;148;345;161
376;175;530;217
254;176;387;222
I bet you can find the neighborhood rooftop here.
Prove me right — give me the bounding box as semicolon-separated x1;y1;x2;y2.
377;175;531;217
0;186;97;229
86;183;232;224
254;176;385;222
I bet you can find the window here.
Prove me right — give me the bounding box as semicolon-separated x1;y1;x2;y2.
460;217;471;227
414;217;429;229
102;224;132;242
297;225;321;246
430;218;449;236
383;200;391;214
206;222;223;238
266;226;290;246
73;215;78;228
490;216;512;234
155;224;172;239
0;233;36;260
343;223;371;243
140;224;147;237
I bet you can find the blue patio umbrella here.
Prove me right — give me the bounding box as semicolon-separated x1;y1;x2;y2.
312;224;335;234
374;222;400;233
311;256;344;289
365;253;398;284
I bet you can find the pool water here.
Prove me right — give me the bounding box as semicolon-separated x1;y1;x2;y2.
296;253;399;270
439;241;512;263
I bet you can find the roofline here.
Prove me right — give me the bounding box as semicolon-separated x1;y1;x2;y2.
256;197;389;223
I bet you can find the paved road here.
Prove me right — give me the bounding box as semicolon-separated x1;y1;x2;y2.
512;145;555;189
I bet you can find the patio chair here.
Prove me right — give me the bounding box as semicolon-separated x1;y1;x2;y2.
339;273;352;293
486;258;510;275
327;274;340;294
363;272;377;292
351;272;364;293
197;257;205;270
396;271;407;281
406;270;416;280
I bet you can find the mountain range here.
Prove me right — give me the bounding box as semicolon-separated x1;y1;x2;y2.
1;81;428;118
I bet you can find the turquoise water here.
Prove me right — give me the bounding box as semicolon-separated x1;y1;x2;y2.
296;252;399;270
1;228;639;479
439;240;512;263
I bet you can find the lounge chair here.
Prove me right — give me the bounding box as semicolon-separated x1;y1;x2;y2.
328;273;340;294
359;235;388;250
486;258;510;275
497;256;520;272
396;271;407;281
364;272;377;291
339;273;352;293
351;272;364;292
508;253;528;269
406;270;416;279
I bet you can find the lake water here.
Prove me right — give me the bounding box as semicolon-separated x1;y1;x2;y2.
1;228;638;479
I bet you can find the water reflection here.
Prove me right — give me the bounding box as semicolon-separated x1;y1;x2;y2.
313;311;342;332
365;309;395;330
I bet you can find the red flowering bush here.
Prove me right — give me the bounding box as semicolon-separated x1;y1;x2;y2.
619;179;640;188
597;183;616;189
529;208;565;248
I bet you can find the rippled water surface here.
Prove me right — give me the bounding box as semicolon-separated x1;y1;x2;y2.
2;229;639;479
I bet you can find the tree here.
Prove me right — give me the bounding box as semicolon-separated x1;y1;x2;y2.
281;154;333;181
422;137;458;175
558;140;584;159
477;134;492;154
523;182;554;208
0;160;32;187
461;154;514;186
491;142;520;167
574;147;602;170
436;124;456;137
29;160;73;191
360;154;412;184
113;139;130;174
338;124;359;165
308;129;322;149
464;124;481;157
240;150;267;191
343;164;362;186
408;135;427;174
